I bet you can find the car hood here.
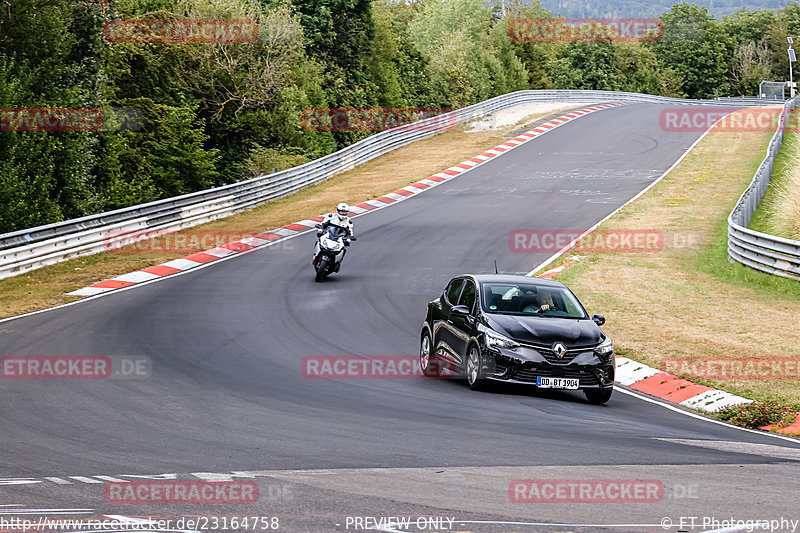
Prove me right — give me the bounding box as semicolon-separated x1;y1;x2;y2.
485;314;602;348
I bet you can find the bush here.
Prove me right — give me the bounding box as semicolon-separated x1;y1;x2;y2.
715;401;798;429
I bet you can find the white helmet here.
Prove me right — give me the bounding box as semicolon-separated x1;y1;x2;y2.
336;202;350;221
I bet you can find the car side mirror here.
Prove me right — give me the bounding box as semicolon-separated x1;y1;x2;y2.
592;314;605;326
451;305;471;317
315;223;322;229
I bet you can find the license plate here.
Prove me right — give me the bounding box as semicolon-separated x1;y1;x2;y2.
536;377;579;389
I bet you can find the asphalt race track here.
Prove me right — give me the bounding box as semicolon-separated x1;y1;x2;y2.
2;103;799;532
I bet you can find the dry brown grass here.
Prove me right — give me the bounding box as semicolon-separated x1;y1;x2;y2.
554;111;800;404
764;131;800;239
0;106;579;320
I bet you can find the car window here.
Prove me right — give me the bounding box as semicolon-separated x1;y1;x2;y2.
444;278;464;305
480;282;588;319
560;291;584;316
458;280;476;312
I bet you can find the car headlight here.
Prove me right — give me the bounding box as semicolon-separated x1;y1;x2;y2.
595;336;614;358
485;330;520;351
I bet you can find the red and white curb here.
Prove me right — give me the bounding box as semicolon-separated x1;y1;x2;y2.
616;356;800;435
69;103;620;297
536;257;583;279
614;357;751;412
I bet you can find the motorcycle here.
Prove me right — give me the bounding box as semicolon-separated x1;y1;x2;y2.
312;223;356;282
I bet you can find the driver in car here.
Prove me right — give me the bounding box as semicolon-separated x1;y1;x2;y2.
523;292;553;314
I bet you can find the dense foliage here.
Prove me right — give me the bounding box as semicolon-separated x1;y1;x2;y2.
539;0;789;19
1;0;798;232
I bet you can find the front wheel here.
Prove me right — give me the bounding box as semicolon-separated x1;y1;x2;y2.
419;331;442;377
314;257;329;282
465;345;486;391
584;388;613;404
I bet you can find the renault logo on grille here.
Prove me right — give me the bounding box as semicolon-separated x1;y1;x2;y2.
552;342;567;358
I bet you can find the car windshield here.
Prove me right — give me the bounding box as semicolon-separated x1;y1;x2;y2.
480;282;587;319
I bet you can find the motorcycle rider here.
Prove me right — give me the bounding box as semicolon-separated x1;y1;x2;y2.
318;202;354;243
313;202;354;267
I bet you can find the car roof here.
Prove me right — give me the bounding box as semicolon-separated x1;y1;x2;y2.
456;273;567;288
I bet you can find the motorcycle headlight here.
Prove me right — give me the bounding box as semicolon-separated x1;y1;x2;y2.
322;236;339;250
595;336;614;359
485;330;520;351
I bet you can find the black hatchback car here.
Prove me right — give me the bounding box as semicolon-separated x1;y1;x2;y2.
419;274;614;404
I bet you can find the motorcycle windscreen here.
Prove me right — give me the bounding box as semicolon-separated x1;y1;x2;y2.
324;225;349;239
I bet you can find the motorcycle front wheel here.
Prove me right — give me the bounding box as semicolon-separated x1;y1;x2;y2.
314;256;329;282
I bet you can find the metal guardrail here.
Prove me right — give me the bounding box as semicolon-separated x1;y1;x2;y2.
0;89;775;280
727;96;800;281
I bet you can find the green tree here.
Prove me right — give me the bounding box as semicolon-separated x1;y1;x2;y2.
0;0;106;230
95;98;220;208
408;0;527;107
648;3;733;98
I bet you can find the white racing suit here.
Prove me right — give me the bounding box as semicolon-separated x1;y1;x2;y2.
319;213;354;239
314;213;354;265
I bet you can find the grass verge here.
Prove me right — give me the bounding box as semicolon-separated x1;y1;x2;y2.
552;109;800;411
750;109;800;240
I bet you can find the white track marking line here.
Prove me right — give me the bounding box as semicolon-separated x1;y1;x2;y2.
43;477;72;484
373;520;776;532
706;526;769;533
658;438;800;460
68;476;102;483
372;520;667;531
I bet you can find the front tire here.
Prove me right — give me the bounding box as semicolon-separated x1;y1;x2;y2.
465;344;486;391
584;388;613;404
314;257;328;282
419;331;442;377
